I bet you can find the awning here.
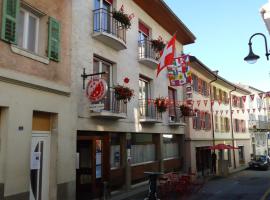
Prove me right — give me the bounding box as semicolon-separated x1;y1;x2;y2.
208;144;239;150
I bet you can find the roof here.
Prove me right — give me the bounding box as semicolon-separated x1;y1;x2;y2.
190;56;251;95
133;0;196;45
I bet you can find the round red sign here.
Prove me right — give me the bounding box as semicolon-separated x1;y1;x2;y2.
86;78;108;103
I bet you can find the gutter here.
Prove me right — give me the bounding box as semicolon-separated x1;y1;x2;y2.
229;86;237;169
209;75;218;147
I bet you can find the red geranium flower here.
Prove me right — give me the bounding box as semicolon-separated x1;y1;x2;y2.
124;77;130;84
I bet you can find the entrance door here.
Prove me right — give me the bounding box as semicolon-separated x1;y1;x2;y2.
30;134;50;200
76;136;109;200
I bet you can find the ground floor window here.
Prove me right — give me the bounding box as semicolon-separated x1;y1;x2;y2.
131;134;155;164
110;133;121;168
163;134;179;159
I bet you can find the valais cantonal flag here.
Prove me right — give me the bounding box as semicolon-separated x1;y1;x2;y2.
156;34;176;77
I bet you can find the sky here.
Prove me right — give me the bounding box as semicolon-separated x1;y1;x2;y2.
164;0;270;92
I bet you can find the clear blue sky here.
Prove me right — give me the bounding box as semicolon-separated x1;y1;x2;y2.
164;0;270;92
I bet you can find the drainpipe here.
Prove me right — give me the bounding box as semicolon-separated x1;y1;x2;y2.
209;76;217;147
229;87;237;169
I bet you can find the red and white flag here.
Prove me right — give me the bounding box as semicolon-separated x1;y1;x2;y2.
156;34;176;77
242;96;246;103
250;94;255;101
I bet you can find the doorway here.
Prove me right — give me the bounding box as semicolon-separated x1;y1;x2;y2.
76;135;109;200
30;133;50;200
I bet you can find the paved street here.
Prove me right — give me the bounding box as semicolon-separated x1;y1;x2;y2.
124;169;270;200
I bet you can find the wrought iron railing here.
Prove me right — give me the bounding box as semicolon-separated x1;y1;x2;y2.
93;8;126;43
138;99;162;121
94;89;127;114
138;40;160;61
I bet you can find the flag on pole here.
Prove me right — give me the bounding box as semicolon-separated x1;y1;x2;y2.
167;55;192;86
157;34;176;77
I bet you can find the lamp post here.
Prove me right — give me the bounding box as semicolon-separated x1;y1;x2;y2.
244;33;270;64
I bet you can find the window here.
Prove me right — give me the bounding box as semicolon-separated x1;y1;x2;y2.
93;57;112;109
18;9;39;53
131;134;156;164
1;0;61;61
213;86;217;100
94;0;112;32
200;112;205;129
192;75;198;92
168;87;177;120
220;117;225;132
218;89;222;101
225;117;230;132
215;115;219;132
110;133;121;169
238;146;245;164
139;76;151;117
241;120;246;133
193;110;200;129
163;134;179;159
205;113;211;130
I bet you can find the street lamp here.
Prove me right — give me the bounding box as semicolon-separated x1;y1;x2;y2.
244;33;270;64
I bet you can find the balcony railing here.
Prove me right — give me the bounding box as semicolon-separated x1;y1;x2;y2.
249;120;270;130
93;8;127;50
138;40;159;68
139;99;162;123
168;106;183;125
90;89;127;119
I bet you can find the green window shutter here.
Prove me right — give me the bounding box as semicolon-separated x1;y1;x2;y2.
1;0;20;43
48;17;60;62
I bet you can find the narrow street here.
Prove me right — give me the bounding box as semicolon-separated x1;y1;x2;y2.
190;169;270;200
125;169;270;200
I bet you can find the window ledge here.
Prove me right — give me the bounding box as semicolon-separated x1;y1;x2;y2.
11;45;49;64
131;160;157;167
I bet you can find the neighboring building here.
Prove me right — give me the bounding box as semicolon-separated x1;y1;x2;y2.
238;85;270;157
71;0;195;199
184;56;215;176
186;57;251;176
0;0;75;200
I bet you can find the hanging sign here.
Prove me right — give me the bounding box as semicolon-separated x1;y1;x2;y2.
86;78;108;103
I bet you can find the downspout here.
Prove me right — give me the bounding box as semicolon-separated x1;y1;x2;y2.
229;86;237;169
209;76;217;146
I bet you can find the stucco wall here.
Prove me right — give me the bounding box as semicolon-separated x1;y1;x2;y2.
0;0;71;86
72;0;185;134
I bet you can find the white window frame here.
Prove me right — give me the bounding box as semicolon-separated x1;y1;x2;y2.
19;8;39;53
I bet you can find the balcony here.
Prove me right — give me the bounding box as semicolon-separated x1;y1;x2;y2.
139;100;162;123
138;40;159;69
92;8;127;50
249;120;270;130
89;90;127;119
168;106;183;126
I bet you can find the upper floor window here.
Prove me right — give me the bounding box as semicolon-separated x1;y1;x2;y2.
1;0;61;61
168;87;177;118
18;9;39;53
138;21;149;41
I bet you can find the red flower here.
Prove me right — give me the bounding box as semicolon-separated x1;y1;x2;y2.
124;77;130;84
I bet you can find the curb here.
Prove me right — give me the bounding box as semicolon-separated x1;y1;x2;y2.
261;187;270;200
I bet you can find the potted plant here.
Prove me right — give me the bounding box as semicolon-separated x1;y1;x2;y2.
151;38;166;52
113;77;134;103
155;97;168;113
180;105;192;117
112;9;131;29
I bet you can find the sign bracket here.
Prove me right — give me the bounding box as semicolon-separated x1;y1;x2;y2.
81;68;107;89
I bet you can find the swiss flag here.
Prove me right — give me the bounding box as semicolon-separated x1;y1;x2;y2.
156;34;176;77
